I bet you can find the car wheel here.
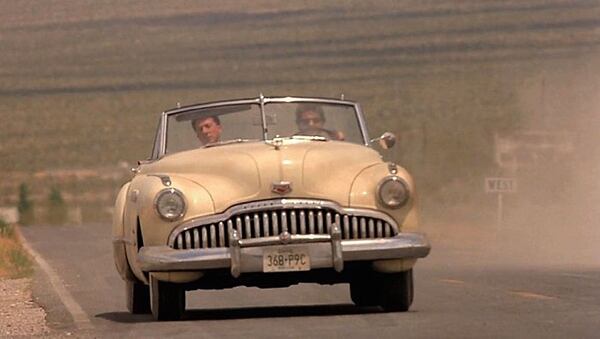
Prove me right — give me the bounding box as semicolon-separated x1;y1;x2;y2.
349;274;380;307
126;280;151;314
149;275;186;321
378;269;414;312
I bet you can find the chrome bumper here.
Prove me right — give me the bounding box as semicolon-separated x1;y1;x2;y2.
138;226;430;277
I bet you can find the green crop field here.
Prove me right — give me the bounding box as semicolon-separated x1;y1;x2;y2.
1;0;598;222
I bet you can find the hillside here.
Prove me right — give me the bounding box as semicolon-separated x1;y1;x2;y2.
0;0;598;219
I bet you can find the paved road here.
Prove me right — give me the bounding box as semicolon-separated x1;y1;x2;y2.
20;223;600;338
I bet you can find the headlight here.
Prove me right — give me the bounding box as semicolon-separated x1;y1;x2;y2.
377;176;410;209
155;188;186;221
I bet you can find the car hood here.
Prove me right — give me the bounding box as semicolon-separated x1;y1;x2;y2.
141;140;383;213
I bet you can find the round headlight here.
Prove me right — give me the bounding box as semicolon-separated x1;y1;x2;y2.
155;188;186;221
377;176;410;209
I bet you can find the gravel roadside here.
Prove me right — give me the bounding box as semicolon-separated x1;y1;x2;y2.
0;278;49;337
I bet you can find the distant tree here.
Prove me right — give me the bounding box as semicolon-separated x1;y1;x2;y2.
48;186;64;205
17;183;34;225
48;186;67;225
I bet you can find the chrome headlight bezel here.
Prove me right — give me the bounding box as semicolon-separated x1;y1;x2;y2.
376;176;410;209
154;188;187;221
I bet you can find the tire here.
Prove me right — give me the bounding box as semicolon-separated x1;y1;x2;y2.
349;275;380;307
126;280;151;314
150;275;186;321
378;269;414;312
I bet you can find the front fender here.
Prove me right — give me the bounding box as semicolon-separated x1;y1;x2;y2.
112;182;138;282
349;163;420;232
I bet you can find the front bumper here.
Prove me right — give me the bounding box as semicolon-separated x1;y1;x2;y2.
138;226;430;277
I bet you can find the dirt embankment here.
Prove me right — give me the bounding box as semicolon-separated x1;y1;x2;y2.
0;225;49;337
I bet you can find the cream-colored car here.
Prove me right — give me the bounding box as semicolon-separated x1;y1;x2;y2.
112;95;430;320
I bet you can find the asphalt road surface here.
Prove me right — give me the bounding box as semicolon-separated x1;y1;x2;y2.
20;223;600;338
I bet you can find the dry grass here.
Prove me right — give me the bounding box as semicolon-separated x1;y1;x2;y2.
0;222;33;279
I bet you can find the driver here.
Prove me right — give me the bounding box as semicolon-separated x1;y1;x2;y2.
295;103;344;140
191;115;222;145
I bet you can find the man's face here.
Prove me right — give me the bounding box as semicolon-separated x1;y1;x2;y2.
297;110;324;132
194;116;222;144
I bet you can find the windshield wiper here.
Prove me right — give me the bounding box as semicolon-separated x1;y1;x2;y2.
203;139;256;148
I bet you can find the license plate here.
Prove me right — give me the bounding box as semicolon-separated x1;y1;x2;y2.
263;247;310;272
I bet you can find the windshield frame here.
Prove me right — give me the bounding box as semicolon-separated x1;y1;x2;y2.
151;96;370;159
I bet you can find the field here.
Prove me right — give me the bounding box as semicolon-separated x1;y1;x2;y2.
0;0;598;222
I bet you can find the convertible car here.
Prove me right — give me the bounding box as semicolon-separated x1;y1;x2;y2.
112;95;431;320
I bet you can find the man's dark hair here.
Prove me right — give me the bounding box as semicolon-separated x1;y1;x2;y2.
191;115;221;131
295;103;325;122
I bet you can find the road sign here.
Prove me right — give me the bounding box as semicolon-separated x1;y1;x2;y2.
485;177;516;193
485;177;517;229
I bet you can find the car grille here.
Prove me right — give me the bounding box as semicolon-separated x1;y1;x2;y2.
170;200;398;250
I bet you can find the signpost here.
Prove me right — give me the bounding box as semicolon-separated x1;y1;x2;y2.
485;177;516;228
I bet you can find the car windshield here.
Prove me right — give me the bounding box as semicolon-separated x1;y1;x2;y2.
165;101;364;154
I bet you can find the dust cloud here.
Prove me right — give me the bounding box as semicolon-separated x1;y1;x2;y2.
429;55;600;269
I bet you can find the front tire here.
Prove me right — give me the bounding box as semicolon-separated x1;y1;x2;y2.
349;269;414;312
126;280;151;314
378;269;414;312
349;274;379;307
150;275;186;321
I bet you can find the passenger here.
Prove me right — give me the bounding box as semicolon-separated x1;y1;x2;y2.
191;115;222;145
295;103;344;140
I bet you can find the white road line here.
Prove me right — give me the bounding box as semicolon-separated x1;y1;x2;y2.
16;226;93;330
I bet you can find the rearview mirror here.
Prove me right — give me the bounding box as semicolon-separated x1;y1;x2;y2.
371;132;396;149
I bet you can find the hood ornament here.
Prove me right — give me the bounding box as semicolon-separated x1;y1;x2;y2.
272;181;292;195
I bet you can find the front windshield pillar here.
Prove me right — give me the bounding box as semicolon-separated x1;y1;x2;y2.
259;93;268;140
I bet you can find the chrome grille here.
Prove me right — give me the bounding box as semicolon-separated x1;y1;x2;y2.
171;203;398;250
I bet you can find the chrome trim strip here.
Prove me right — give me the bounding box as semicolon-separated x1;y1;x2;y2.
236;217;242;239
253;214;260;238
300;211;306;235
272;211;279;235
210;225;217;248
168;199;399;246
238;234;331;247
185;232;191;249
244;216;251;240
290;211;297;234
343;215;350;240
218;222;225;247
262;213;269;236
193;229;200;249
281;211;288;232
202;227;208;248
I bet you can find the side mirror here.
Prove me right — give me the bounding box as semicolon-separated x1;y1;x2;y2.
371;132;397;149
